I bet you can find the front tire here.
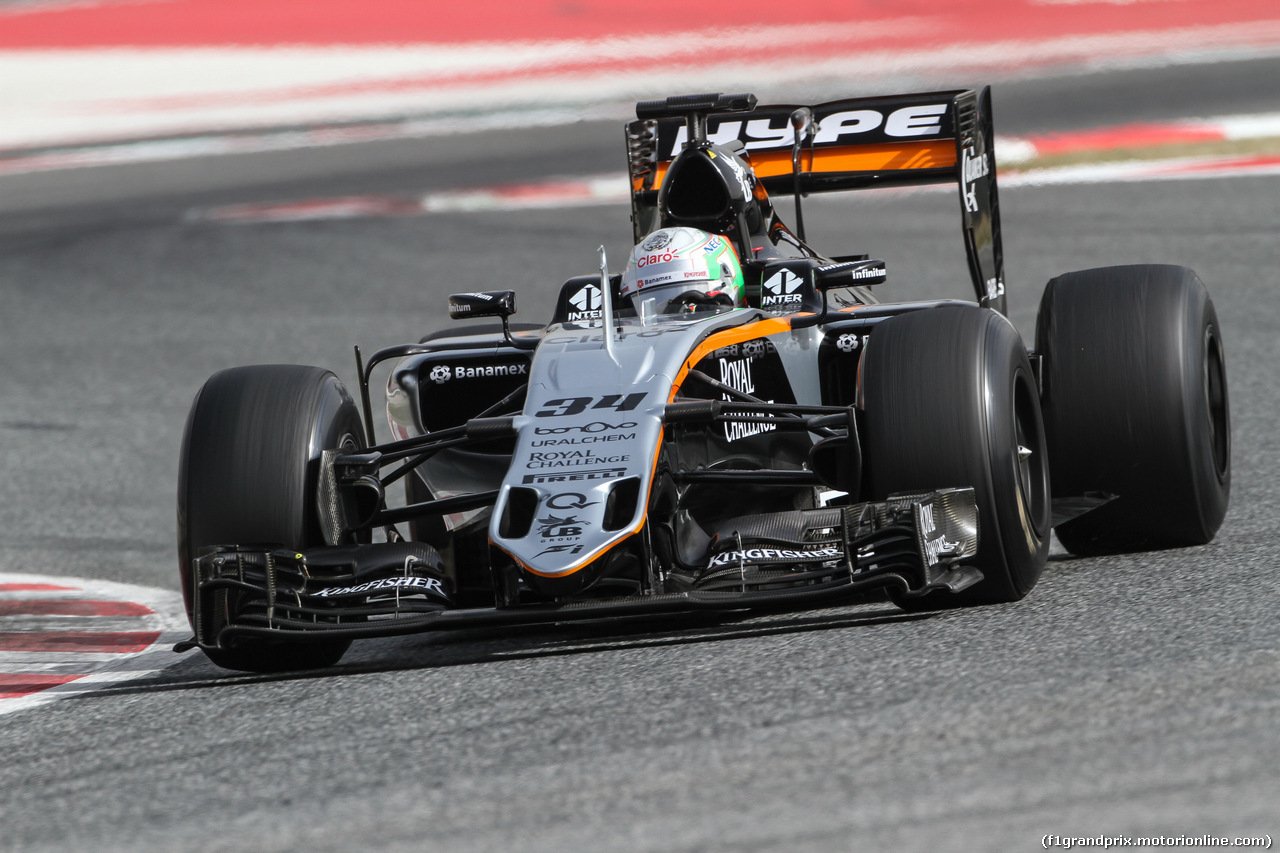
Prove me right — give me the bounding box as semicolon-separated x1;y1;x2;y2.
1036;264;1230;555
177;364;364;672
861;305;1050;606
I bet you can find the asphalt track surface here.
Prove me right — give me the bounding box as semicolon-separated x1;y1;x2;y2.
0;61;1277;851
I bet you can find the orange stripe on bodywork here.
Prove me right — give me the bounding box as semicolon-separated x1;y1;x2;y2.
668;316;794;401
748;141;956;178
633;165;667;193
632;141;956;191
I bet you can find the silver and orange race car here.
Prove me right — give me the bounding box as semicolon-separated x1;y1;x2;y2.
176;89;1230;672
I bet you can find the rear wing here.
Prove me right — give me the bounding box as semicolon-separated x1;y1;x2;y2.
626;87;1005;310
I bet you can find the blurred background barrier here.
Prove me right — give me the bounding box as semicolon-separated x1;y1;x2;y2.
2;0;1280;152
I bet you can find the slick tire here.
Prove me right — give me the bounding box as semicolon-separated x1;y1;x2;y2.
177;364;365;672
1036;265;1230;555
862;305;1050;607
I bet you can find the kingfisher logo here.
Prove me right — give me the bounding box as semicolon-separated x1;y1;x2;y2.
707;546;842;568
313;576;445;598
568;282;603;321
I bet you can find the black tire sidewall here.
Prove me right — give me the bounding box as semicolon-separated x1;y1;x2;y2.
177;364;365;670
862;306;1049;605
1037;265;1230;550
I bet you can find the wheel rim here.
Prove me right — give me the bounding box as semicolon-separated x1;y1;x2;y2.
1012;371;1050;541
1203;325;1230;483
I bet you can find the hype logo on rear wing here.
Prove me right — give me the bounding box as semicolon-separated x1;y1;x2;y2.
626;87;1004;312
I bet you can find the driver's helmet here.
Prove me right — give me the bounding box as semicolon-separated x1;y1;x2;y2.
620;227;745;314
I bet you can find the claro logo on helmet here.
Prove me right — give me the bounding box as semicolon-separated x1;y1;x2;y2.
637;252;678;267
667;104;949;158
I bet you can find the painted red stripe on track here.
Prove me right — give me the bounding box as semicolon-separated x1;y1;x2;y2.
0;583;78;592
1154;153;1280;173
0;600;154;618
1031;125;1227;156
0;631;161;653
1;0;1278;48
0;673;88;699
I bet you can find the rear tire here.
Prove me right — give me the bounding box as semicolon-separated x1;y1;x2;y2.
862;305;1050;607
177;365;364;672
1036;264;1230;555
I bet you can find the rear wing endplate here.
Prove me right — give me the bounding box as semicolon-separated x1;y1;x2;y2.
626;87;1005;310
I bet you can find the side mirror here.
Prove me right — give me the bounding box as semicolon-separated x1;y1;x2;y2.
792;259;888;330
448;290;516;320
447;290;535;350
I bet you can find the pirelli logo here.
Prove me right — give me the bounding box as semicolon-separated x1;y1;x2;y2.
521;467;627;485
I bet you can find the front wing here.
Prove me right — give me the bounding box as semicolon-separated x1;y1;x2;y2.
176;488;980;654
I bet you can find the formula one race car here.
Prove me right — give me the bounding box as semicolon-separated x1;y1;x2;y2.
176;89;1231;672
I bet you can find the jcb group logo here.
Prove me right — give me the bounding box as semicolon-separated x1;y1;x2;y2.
536;514;586;539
